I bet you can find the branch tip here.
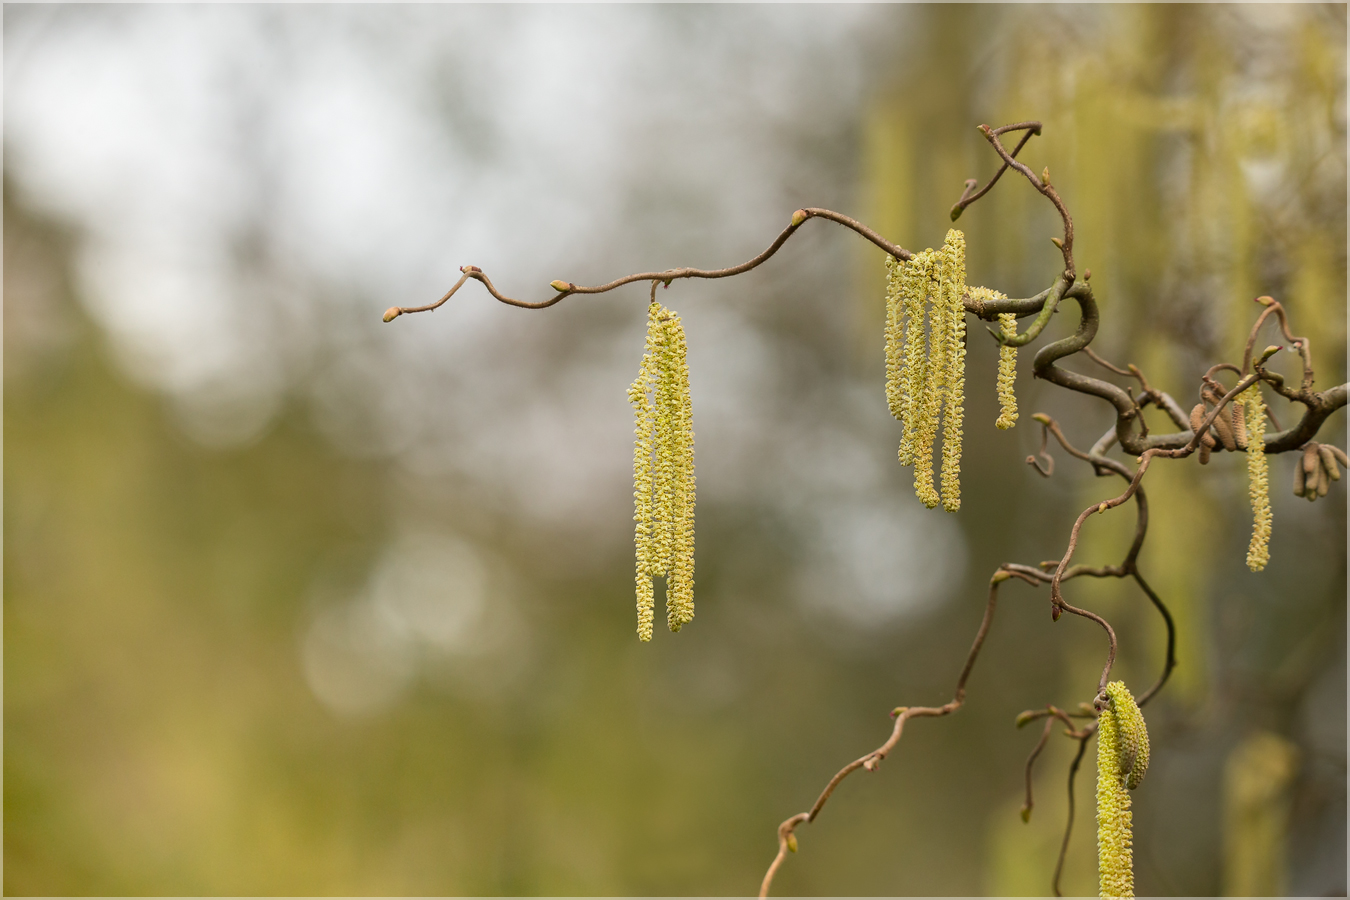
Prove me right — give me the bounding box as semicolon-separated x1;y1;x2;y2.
382;307;402;323
549;280;571;293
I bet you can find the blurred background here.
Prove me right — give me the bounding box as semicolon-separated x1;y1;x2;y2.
4;4;1345;895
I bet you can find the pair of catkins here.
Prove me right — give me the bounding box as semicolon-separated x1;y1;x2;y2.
630;300;695;641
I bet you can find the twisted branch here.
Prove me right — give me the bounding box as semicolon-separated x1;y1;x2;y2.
380;120;1347;898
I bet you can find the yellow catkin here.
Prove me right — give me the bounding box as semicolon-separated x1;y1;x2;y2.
662;310;696;631
912;249;945;510
630;306;661;641
1098;681;1148;899
1241;386;1270;571
995;307;1019;429
884;254;907;423
938;229;966;512
631;301;696;640
898;250;932;468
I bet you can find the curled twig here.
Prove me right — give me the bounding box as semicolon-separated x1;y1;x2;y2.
1243;296;1313;390
950;121;1042;221
383;208;912;320
759;572;1006;897
1052;734;1093;897
977;123;1075;279
1027;416;1056;477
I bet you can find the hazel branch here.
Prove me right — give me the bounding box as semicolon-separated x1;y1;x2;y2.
381;209;912;321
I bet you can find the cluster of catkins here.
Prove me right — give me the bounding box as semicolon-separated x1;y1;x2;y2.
1096;681;1150;900
884;229;969;511
630;301;696;641
1293;441;1345;502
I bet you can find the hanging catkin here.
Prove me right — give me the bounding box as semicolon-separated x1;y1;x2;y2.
1097;681;1149;899
1240;385;1270;571
630;300;696;640
883;230;967;510
938;229;966;512
965;286;1018;430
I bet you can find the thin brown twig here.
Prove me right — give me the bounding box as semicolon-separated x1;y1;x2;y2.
1021;706;1094;824
978;124;1075;279
1133;571;1176;706
1052;734;1093;897
1028;417;1055;477
1021;717;1056;822
1242;296;1313;390
759;812;809;899
383;208;912;320
1083;346;1133;378
950;121;1042;221
758;572;1007;898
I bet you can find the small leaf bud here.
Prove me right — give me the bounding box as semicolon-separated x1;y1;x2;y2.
1041;166;1050;185
1032;412;1052;425
382;307;402;323
1021;806;1032;823
550;280;571;292
787;834;798;853
1015;710;1038;728
790;209;809;226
